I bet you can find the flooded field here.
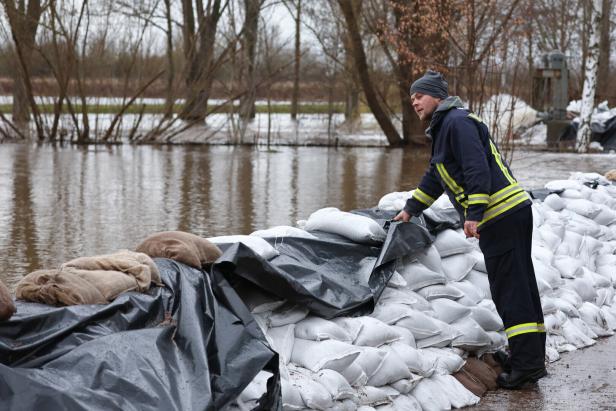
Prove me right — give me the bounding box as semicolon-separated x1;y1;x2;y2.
0;143;614;288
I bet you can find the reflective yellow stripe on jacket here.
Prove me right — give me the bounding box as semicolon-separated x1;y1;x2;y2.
505;322;546;339
412;188;436;207
435;162;530;227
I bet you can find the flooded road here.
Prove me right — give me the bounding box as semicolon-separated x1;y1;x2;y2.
0;143;614;288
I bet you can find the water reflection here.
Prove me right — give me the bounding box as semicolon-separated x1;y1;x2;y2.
0;144;431;286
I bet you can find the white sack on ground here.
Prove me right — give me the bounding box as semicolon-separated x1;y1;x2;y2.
411;378;452;411
305;207;386;243
395;310;448;340
291;339;361;373
265;324;295;364
441;253;477;282
250;226;317;240
416;284;464;301
377;288;432;312
294;316;353;342
432;374;480;408
451;317;492;351
268;303;309;327
207;235;279;260
430;298;472;324
414;245;445;274
433;229;474;257
465;270;492;298
346;316;402;347
397;260;447;290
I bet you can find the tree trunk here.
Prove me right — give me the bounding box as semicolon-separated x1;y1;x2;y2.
180;0;224;122
597;0;611;102
164;0;175;118
4;0;43;126
338;0;403;146
342;32;360;125
577;0;602;152
290;0;301;120
239;0;260;120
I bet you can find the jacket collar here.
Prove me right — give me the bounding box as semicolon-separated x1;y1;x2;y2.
425;96;464;138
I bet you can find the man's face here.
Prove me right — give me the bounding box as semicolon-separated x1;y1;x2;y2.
411;93;441;121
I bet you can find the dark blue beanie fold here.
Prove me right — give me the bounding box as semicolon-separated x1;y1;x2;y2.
409;70;448;99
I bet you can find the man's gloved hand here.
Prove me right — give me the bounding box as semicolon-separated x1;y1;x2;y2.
464;220;480;239
394;210;411;223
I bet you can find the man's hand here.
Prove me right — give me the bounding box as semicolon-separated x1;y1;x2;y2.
464;220;480;239
394;210;411;223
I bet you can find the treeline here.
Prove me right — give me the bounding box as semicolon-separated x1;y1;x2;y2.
0;0;613;145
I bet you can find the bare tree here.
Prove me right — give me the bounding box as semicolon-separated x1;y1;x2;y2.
2;0;43;126
597;0;612;102
337;0;402;145
282;0;301;120
239;0;262;120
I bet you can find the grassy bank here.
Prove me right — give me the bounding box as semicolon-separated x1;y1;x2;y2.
0;102;349;115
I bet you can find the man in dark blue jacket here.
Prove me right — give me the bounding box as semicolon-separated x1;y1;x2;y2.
394;70;547;389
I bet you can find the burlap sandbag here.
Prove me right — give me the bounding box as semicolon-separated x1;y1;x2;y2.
453;368;487;398
0;279;16;320
461;357;498;391
63;250;161;290
16;269;107;306
605;169;616;181
135;231;222;269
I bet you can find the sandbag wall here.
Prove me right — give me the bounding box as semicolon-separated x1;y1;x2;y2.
225;172;616;411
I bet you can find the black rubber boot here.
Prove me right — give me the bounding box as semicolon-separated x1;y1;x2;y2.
493;350;512;373
496;367;548;389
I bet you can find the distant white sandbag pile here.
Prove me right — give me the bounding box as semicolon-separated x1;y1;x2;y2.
227;171;616;410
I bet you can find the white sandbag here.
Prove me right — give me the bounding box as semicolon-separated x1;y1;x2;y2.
354;347;387;379
532;203;545;227
596;287;615;307
555;287;584;308
555;230;583;256
238;370;271;405
544;313;563;335
416;284;464;301
553;297;580;317
326;399;358;411
387;342;436;377
486;331;507;351
541;296;558;315
390;375;423;395
371;303;415;325
281;366;306;410
536;226;562;252
367;350;413;387
291;339;361;373
470;305;503;331
351;316;402;347
358;407;377;411
534;259;564;289
389;325;417;348
569;171;611;186
579;236;603;269
420;347;465;375
536;277;552;295
387;271;407;289
357;386;399;407
433;229;474;257
565;277;598;302
395;310;447;340
563;211;602;237
377;288;433;312
339;361;368;387
411;378;451;411
415;322;461;349
305;207;386;243
561;319;596;348
295;316;352;342
581;267;611;288
286;365;335;410
563;198;602;219
545;180;584;192
543;193;565;211
553;255;584;279
449;280;484;304
250;225;317;240
414;245;444;275
560;189;583;199
397;260;447;290
381;394;422;411
266;325;295;364
570;317;598;340
207;235;279;260
468;249;487;273
546;346;561;363
450;317;492;351
532;244;554;266
465;270;492;299
594;206;616;226
596;254;616;267
316;369;356;401
596;266;616;283
578;302;614;337
600;306;616;330
432;374;480;408
441;253;477;282
268;304;310;327
378;191;412;211
430;298;471;324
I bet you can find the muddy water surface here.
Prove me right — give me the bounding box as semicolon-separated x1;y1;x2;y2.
0;144;614;289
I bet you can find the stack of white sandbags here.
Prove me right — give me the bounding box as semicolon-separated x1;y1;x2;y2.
226;172;616;410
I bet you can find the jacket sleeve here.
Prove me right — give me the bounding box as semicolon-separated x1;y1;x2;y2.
448;116;491;221
403;165;444;216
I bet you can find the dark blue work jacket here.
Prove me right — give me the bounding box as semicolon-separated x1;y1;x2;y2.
403;96;531;230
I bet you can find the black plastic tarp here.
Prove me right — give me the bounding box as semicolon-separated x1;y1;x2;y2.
0;259;280;411
213;211;439;319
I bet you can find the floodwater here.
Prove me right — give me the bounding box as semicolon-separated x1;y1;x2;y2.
0;143;614;289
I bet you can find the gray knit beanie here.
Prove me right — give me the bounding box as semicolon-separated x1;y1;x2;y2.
409;70;448;99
